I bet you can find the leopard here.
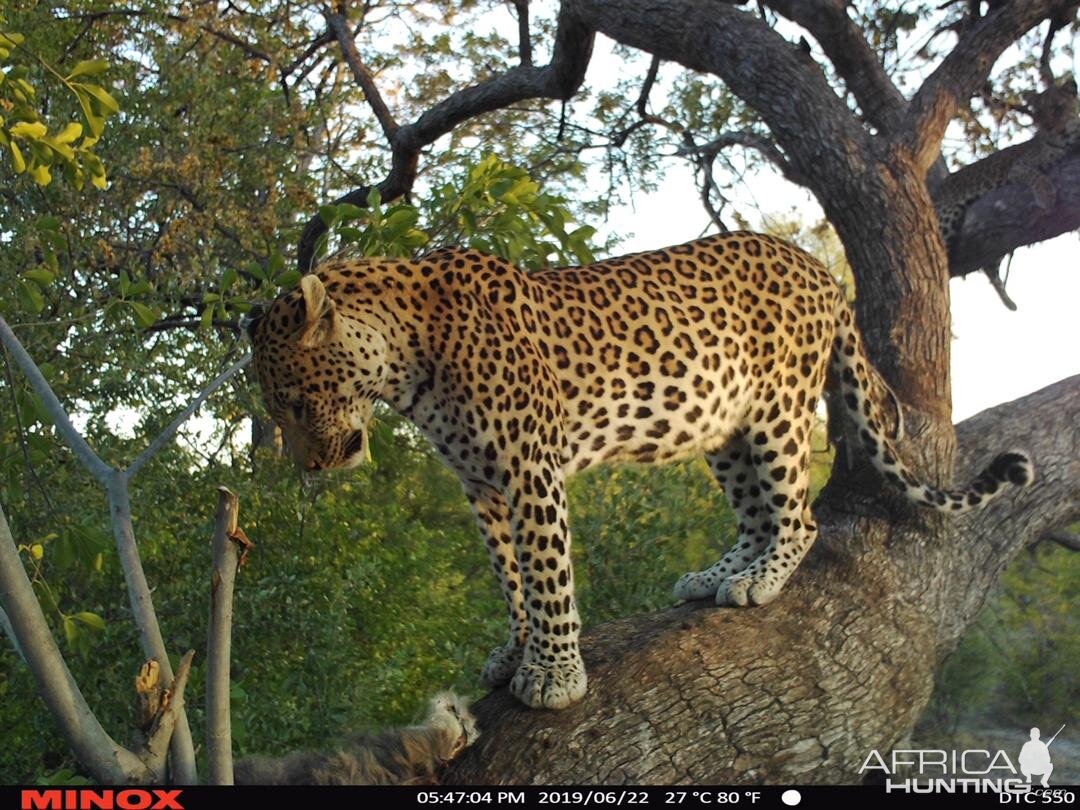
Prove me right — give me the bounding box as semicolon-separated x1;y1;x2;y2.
934;76;1079;259
245;231;1033;710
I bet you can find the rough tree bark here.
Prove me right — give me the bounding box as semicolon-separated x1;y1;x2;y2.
445;376;1079;784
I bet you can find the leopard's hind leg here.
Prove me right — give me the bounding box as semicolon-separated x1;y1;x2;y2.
673;434;772;601
716;409;819;608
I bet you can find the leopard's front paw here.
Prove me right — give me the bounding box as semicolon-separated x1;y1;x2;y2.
480;641;524;688
716;570;784;607
509;657;587;709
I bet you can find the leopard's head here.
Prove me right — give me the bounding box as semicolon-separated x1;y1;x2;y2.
247;274;388;471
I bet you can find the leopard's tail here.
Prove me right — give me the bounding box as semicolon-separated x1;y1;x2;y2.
830;298;1033;514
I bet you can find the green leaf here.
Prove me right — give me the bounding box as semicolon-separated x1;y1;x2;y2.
222;267;238;288
72;83;119;114
337;203;365;222
366;188;382;209
74;90;105;137
42;135;75;161
384;207;419;234
17;279;44;313
29;163;51;185
318;205;339;227
73;611;106;631
276;269;301;288
62;616;79;646
245;261;267;282
22;268;55;287
129;301;158;328
127;279;152;297
66;59;110;80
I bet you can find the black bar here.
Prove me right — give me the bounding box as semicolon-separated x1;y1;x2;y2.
2;784;1077;810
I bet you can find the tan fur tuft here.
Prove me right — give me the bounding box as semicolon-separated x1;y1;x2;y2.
234;691;478;785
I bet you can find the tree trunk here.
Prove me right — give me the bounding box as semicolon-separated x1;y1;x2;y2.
445;376;1080;784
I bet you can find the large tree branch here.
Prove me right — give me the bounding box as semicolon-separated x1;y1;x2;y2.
899;0;1073;172
444;376;1077;785
0;319;112;484
298;0;883;272
764;0;907;135
1041;530;1080;551
207;488;243;785
0;504;144;782
946;375;1080;625
944;149;1080;278
325;11;399;141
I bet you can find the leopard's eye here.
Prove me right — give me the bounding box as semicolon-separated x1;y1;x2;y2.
290;401;305;420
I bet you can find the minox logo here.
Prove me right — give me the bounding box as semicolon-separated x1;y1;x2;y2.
859;725;1066;794
20;791;183;810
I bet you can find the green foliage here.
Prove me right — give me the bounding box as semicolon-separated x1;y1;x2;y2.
426;155;597;270
0;24;116;189
316;189;430;261
569;461;735;623
921;539;1080;737
314;158;598;271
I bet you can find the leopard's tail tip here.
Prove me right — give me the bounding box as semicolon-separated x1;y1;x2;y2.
989;450;1034;489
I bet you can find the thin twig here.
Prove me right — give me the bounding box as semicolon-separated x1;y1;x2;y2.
676;129;806;186
0;605;27;663
126;353;252;479
983;258;1018;311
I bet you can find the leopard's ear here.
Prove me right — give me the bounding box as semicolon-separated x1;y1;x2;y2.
299;274;336;347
